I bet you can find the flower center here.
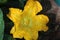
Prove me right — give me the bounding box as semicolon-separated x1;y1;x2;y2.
24;18;29;25
21;17;32;27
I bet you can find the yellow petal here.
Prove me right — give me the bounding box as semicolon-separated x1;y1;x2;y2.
36;14;49;24
10;26;15;34
23;0;42;16
13;31;24;38
32;31;38;40
7;8;22;22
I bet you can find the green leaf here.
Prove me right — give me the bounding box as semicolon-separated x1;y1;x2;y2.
3;34;16;40
0;9;4;40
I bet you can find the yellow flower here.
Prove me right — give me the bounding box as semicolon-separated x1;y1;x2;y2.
7;0;49;40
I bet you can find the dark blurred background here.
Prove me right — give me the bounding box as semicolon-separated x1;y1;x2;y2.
0;0;60;40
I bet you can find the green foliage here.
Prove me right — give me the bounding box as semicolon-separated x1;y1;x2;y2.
3;34;16;40
0;9;4;40
0;0;7;4
19;0;27;10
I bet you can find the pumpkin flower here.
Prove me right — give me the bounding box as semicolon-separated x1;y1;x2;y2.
7;0;49;40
